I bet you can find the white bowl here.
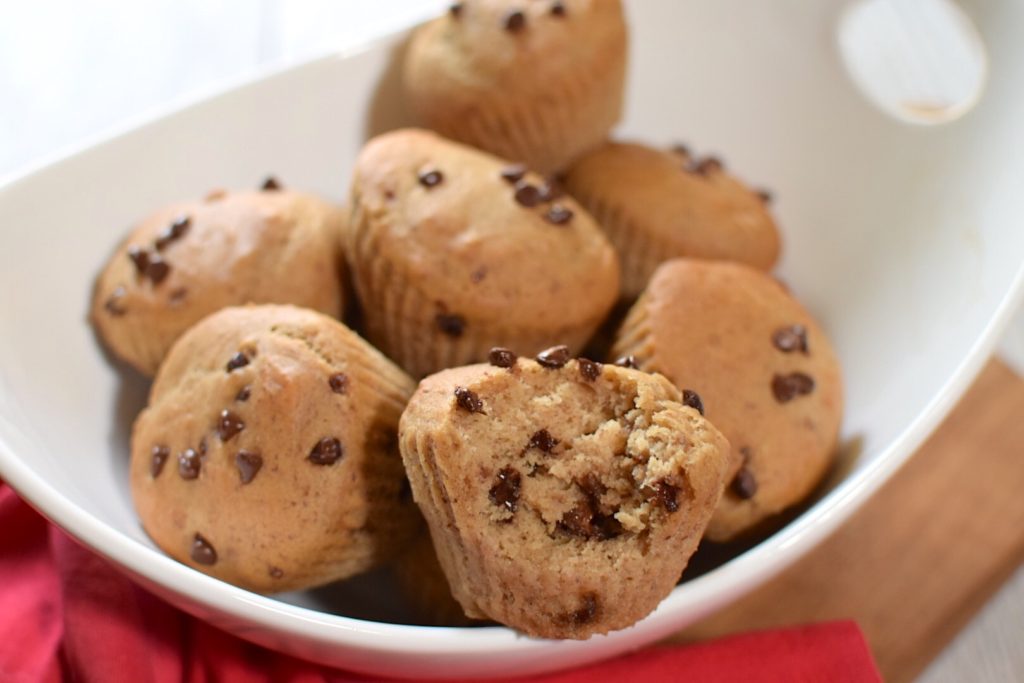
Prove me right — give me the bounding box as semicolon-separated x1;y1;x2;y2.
2;1;1023;679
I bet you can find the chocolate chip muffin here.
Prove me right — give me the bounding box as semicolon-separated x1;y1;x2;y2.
392;530;478;627
347;129;619;378
612;260;843;541
91;183;345;376
404;0;628;174
130;304;417;593
398;348;732;638
563;142;781;300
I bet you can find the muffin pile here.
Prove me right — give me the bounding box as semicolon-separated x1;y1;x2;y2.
91;0;843;640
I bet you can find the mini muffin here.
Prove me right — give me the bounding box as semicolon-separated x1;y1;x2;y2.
130;304;417;593
347;129;619;378
91;182;345;376
612;260;842;541
392;530;477;627
563;142;781;300
404;0;628;174
399;348;732;638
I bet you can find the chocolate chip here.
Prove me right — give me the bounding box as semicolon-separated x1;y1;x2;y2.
151;445;170;477
682;389;704;415
756;188;773;204
329;372;349;394
235;450;263;484
217;410;245;441
513;181;543;207
528;429;559;452
488;347;517;368
418;168;444;188
504;9;526;31
671;143;691;158
198;438;207;457
551;1;567;16
104;287;127;316
261;176;281;191
536;345;570;368
190;533;217;565
435;312;465;337
127;246;150;275
544;204;574;226
771;372;815;403
454;386;486;414
178;449;201;480
647;480;680;513
144;256;170;285
269;566;284;579
578;358;602;382
168;287;188;305
470;266;488;283
556;502;623;541
500;164;527;184
690;156;724;176
566;593;599;626
772;324;809;354
614;355;638;369
732;467;758;499
155;215;191;250
488;467;521;515
235;386;251;402
308;437;343;465
226;352;249;372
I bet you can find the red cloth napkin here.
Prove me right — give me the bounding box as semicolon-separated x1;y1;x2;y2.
0;482;881;683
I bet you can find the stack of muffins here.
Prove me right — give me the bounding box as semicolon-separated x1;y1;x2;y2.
90;0;842;640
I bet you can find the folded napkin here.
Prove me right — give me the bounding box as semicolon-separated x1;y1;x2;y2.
0;483;881;683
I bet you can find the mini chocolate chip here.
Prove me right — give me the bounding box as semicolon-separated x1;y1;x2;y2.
690;156;724;176
261;176;281;191
551;1;567;16
544;204;574;225
500;164;527;184
145;256;170;285
671;143;691;158
732;467;758;499
235;450;263;484
771;372;815;403
155;215;191;250
127;246;150;275
269;566;284;579
488;347;517;368
756;188;773;204
513;181;543;207
226;352;249;372
488;467;521;514
178;449;201;480
104;287;127;316
151;445;170;477
682;389;704;415
577;358;602;381
418;168;443;188
614;355;638;369
568;593;599;626
772;324;809;354
454;386;486;414
235;385;251;402
328;372;349;394
217;410;245;441
528;429;559;452
190;533;217;565
435;312;465;337
649;480;680;513
504;9;526;31
308;437;343;465
536;345;570;368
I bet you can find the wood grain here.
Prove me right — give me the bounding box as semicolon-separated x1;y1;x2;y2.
674;359;1024;683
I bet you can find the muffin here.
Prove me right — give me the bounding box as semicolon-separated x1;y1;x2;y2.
91;183;346;376
612;260;843;541
404;0;628;174
347;128;620;378
563;142;781;300
392;530;477;627
130;304;417;593
398;348;732;638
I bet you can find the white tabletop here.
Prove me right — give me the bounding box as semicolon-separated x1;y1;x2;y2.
1;1;1021;679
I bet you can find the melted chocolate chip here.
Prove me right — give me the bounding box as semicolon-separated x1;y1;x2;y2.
756;188;773;204
235;450;263;484
536;345;570;368
488;347;517;368
566;593;599;626
178;449;201;480
145;256;170;285
771;372;815;403
127;246;150;275
648;480;680;513
544;204;574;225
308;437;343;465
690;156;724;176
614;355;638;369
557;502;623;541
504;9;526;31
772;324;809;354
732;467;758;499
217;410;245;441
528;429;559;452
151;445;170;477
235;385;251;402
104;287;127;316
435;312;465;337
551;1;567;16
226;352;249;372
155;215;191;250
261;176;281;191
454;386;486;414
328;372;349;394
578;358;602;382
682;389;704;415
190;533;217;565
500;164;527;184
418;168;444;188
488;467;521;515
513;181;543;207
269;566;284;579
